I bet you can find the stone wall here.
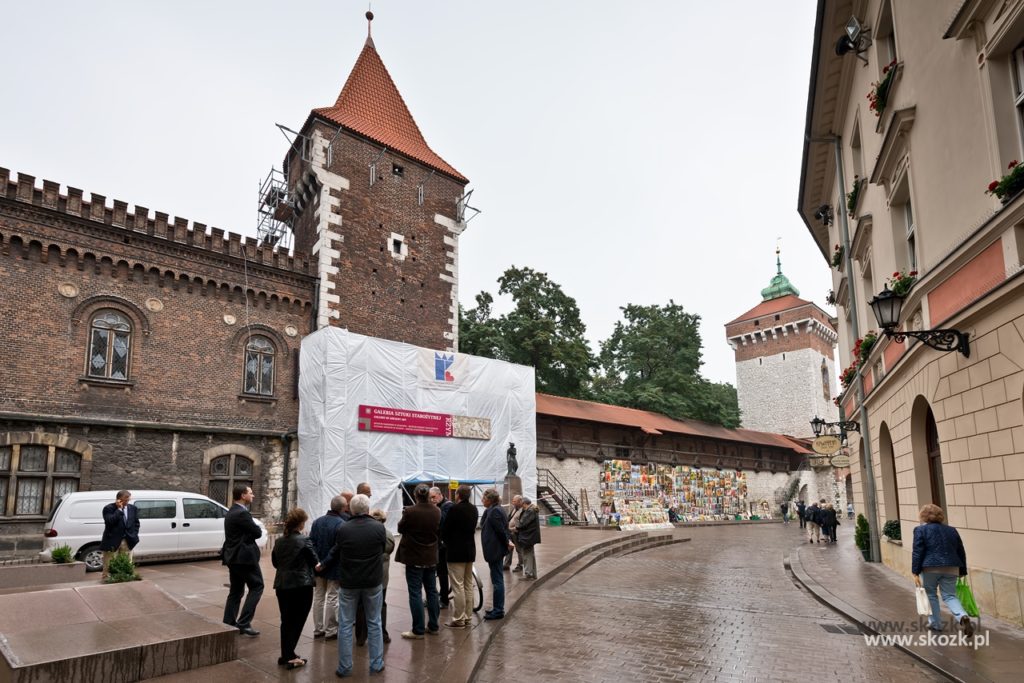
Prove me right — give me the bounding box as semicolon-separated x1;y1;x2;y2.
736;347;839;438
0;420;286;557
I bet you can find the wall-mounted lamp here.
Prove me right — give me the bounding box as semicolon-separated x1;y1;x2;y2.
835;16;872;62
814;204;834;226
868;285;970;358
810;415;860;443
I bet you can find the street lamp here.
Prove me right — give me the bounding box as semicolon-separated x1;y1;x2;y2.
868;285;970;358
810;415;861;442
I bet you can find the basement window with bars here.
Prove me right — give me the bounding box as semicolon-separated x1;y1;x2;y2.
87;310;132;380
243;335;275;397
0;444;81;517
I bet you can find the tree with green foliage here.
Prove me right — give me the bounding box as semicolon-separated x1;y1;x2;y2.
459;266;595;399
596;301;741;427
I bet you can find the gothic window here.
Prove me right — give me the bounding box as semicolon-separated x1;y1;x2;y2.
208;454;254;508
0;444;81;517
88;309;132;380
243;335;275;396
821;359;831;401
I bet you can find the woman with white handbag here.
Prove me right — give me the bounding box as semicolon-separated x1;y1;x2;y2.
911;504;974;637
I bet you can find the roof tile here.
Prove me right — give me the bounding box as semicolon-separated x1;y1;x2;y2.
313;37;468;183
535;393;812;454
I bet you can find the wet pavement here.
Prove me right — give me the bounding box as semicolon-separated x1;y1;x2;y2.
476;524;946;683
46;521;1020;682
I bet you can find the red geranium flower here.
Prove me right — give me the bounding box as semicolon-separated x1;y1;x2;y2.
989;180;1000;192
1010;160;1019;169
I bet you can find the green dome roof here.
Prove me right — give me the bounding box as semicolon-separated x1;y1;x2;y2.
760;250;800;301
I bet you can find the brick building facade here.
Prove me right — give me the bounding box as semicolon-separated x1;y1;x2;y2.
0;21;468;557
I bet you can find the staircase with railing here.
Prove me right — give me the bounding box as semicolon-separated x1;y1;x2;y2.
536;468;581;522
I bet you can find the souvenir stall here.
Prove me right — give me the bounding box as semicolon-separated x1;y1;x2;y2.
598;460;672;529
599;460;760;526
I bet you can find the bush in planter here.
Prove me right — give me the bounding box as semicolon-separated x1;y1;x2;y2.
105;551;141;583
50;544;74;564
882;519;901;540
854;514;871;558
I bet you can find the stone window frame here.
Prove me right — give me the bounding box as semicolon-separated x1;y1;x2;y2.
389;232;408;261
0;432;93;518
229;325;290;403
201;444;262;515
71;295;151;387
87;309;133;381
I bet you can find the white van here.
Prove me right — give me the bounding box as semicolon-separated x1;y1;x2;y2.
39;490;268;572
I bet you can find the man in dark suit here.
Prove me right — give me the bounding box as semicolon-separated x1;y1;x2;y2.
100;490;140;580
395;483;441;639
480;488;514;620
222;484;263;636
429;486;454;608
441;484;478;627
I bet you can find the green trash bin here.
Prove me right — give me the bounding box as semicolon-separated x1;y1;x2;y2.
548;515;562;526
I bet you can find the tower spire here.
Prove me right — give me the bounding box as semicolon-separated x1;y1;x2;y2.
365;8;374;45
760;241;799;301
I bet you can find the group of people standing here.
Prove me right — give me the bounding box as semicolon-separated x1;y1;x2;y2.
794;499;839;543
219;480;541;678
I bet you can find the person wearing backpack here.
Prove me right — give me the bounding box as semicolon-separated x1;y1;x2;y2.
805;501;821;543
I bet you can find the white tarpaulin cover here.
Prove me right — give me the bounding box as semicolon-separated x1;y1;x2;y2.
298;327;537;531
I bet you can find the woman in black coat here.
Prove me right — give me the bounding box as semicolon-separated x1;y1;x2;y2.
516;498;541;579
821;504;839;543
271;508;319;669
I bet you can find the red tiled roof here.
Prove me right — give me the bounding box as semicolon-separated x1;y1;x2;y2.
312;38;468;184
535;393;812;454
726;295;813;326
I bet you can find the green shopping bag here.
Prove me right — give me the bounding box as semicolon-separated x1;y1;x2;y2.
956;576;979;618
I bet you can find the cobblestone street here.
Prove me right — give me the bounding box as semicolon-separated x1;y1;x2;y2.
476;524;946;682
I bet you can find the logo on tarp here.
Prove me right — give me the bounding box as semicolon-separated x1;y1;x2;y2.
434;353;455;382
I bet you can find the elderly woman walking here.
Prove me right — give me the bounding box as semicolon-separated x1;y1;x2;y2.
912;504;974;637
517;497;541;579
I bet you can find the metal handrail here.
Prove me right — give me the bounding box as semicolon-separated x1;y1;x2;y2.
537;468;579;518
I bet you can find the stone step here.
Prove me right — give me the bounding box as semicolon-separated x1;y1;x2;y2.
0;581;237;682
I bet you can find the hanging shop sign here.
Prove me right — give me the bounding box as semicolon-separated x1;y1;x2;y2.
830;454;851;468
812;435;843;455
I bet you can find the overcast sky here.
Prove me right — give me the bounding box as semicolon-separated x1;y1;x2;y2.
3;1;827;387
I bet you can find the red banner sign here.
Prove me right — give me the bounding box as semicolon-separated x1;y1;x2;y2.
357;405;491;440
358;405;452;437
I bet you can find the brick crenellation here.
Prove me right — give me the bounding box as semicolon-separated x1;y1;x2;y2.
1;168;312;276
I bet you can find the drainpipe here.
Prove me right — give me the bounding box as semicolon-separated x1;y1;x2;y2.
281;431;297;515
829;135;882;563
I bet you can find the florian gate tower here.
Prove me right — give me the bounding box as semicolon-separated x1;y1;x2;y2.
725;251;839;438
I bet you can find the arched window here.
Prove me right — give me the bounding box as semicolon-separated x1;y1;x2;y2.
243;335;275;396
0;443;82;517
88;309;132;380
208;453;254;507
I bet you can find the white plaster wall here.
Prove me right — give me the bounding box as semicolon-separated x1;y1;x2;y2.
736;347;839;437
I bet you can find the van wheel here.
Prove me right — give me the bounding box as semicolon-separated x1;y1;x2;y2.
78;544;103;572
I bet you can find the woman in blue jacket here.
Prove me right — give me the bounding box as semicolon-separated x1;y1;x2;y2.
911;504;973;637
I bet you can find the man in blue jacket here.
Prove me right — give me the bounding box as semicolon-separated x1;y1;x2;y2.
100;490;140;580
480;488;514;620
310;495;347;639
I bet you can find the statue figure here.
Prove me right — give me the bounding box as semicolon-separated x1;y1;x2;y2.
506;442;518;477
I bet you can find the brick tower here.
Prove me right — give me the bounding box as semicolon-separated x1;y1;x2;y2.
278;12;469;350
725;250;839;437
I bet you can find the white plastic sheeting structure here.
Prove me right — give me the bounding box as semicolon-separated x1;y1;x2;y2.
297;327;536;531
